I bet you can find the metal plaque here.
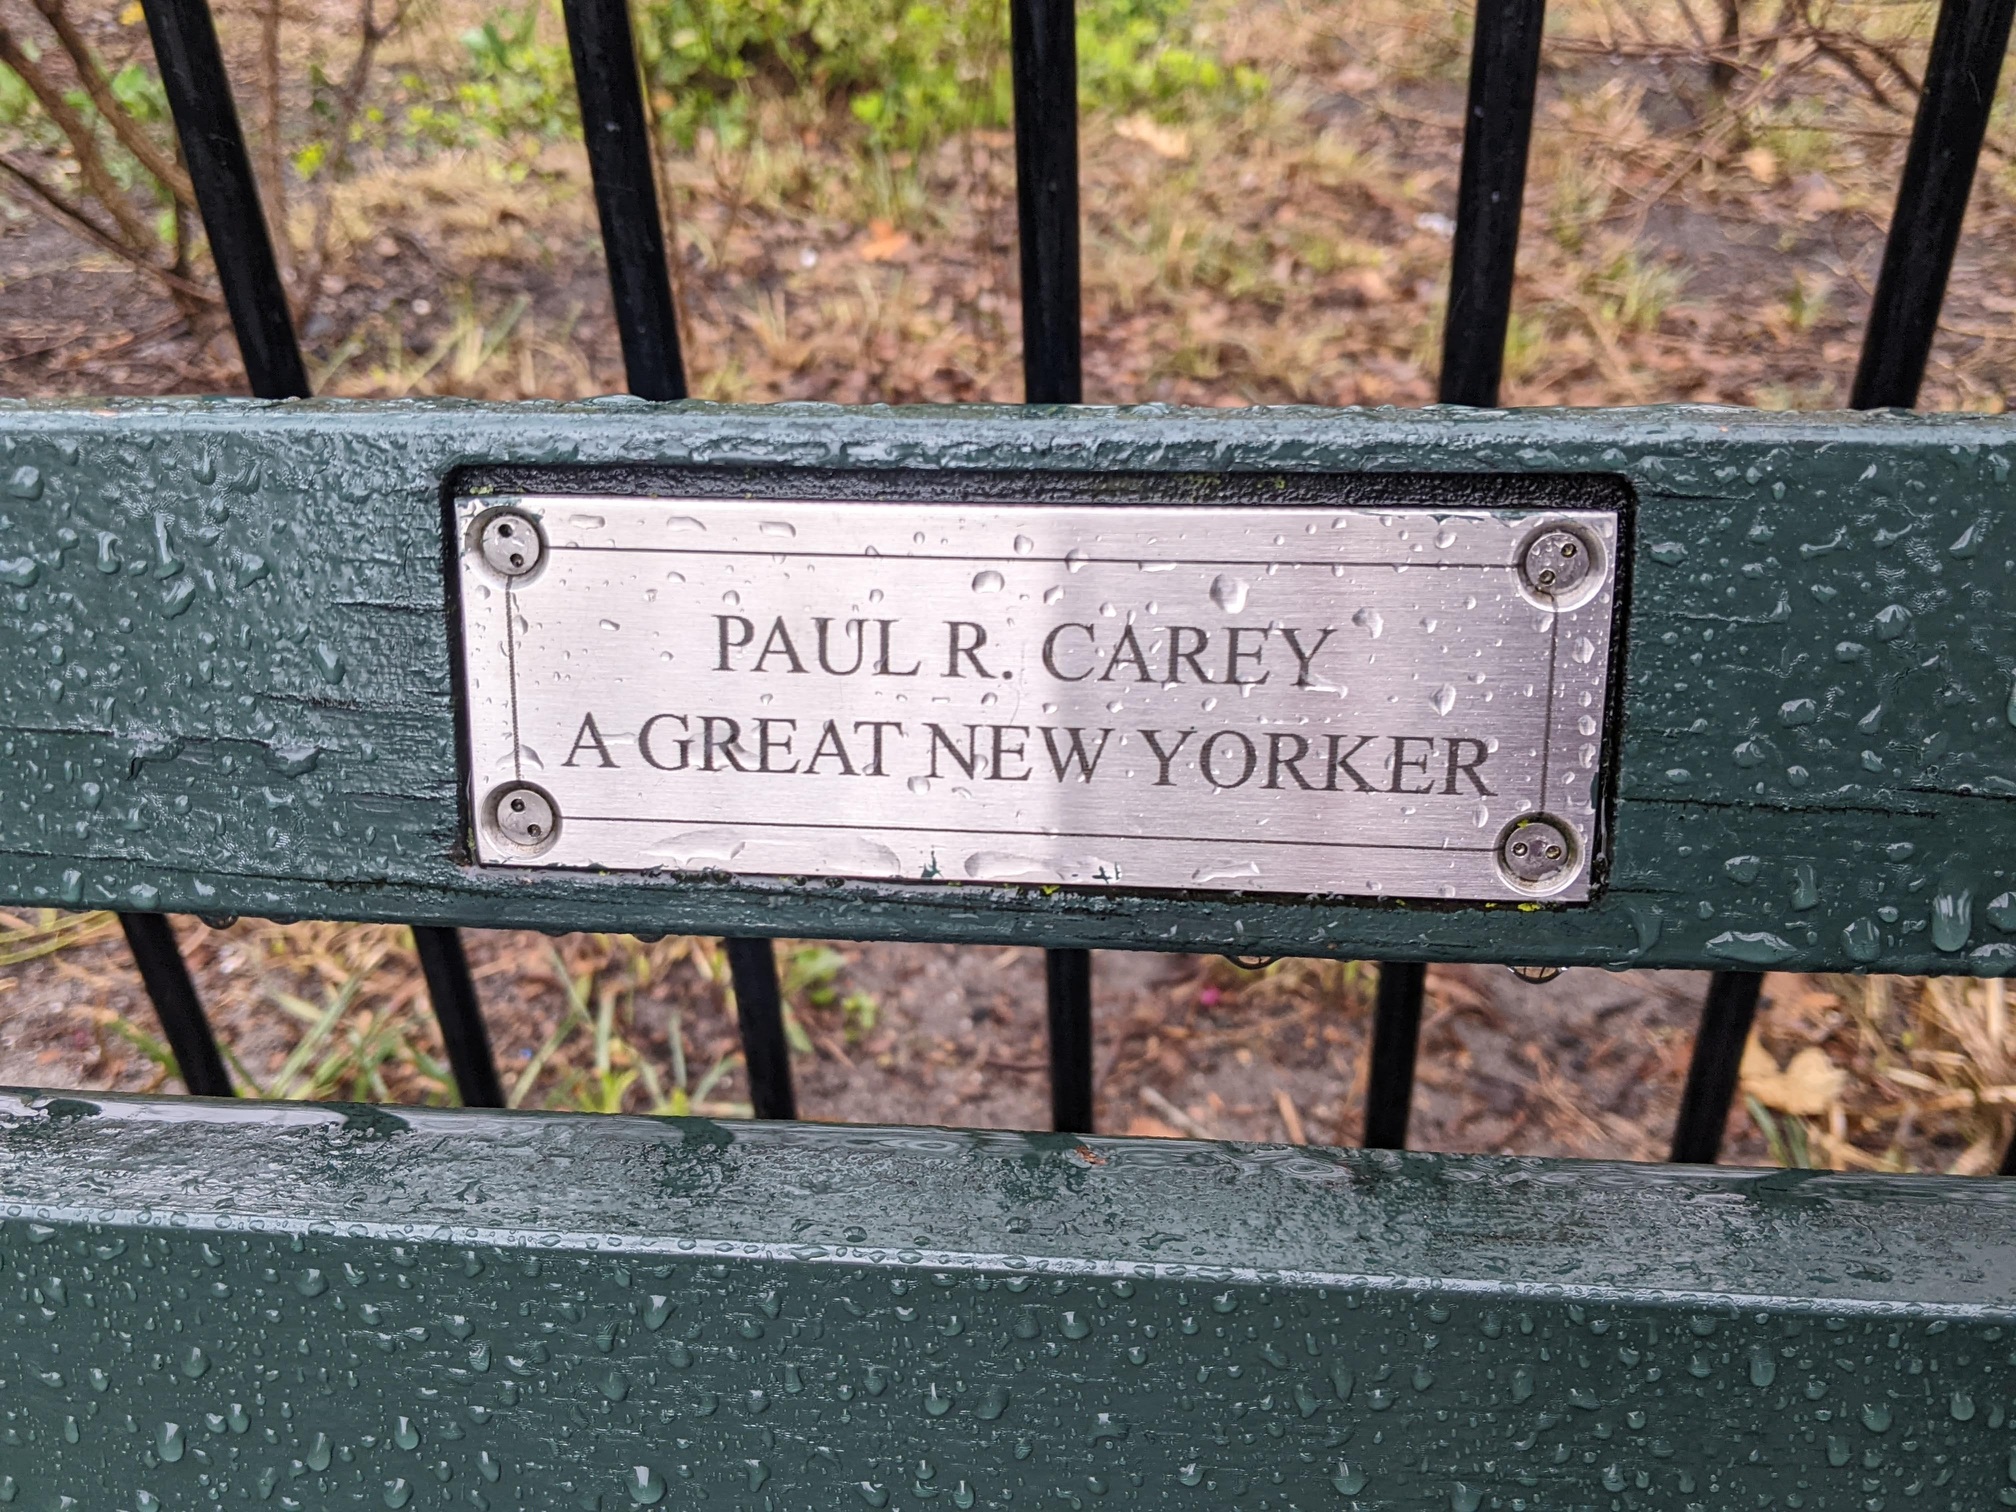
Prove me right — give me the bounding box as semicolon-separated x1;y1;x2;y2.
453;493;1620;901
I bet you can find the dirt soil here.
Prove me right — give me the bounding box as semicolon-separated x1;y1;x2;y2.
0;913;1761;1165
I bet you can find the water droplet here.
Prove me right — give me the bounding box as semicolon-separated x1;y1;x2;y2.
1431;683;1456;716
180;1345;209;1379
1065;547;1090;572
383;1479;412;1509
1748;1346;1777;1388
645;1295;672;1331
976;1386;1010;1420
1013;534;1035;555
393;1416;420;1450
1932;889;1972;952
759;520;796;538
1451;1482;1484;1512
923;1383;953;1416
1061;1311;1091;1339
1209;574;1249;613
1861;1402;1893;1433
972;569;1005;592
158;1421;185;1463
952;1481;976;1508
1179;1464;1206;1489
628;1466;667;1506
1352;606;1383;638
1331;1463;1366;1495
858;1483;890;1508
601;1370;630;1402
1873;603;1911;640
1951;1390;1976;1422
1042;584;1064;605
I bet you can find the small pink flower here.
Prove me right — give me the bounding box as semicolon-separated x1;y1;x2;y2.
1198;986;1222;1008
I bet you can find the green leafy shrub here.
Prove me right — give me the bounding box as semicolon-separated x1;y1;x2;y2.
438;0;1258;151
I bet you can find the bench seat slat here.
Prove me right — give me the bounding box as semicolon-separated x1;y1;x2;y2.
2;1091;2013;1506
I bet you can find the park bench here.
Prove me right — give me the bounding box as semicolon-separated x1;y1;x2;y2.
3;0;2016;1504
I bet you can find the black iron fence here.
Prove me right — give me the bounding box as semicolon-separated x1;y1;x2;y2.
110;0;2016;1169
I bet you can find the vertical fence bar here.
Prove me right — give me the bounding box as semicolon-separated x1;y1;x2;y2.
1362;962;1426;1149
1011;0;1083;407
413;928;505;1108
1669;971;1763;1163
120;914;232;1096
1360;0;1547;1148
1438;0;1548;408
558;0;792;1118
141;0;498;1109
1045;949;1096;1133
138;0;307;400
1850;0;2016;410
726;938;796;1121
1010;0;1093;1132
559;0;686;401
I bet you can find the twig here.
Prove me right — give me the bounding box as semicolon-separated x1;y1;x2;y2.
1274;1088;1308;1144
26;0;193;203
298;0;411;324
258;0;289;282
1141;1086;1215;1139
0;153;217;304
0;20;151;247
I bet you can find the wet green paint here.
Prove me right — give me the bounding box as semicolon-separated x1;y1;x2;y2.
2;1092;2014;1507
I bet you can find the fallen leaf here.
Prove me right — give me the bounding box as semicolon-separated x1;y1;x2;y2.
1742;1038;1845;1116
1115;114;1192;161
1740;147;1779;185
857;219;911;263
1125;1114;1187;1139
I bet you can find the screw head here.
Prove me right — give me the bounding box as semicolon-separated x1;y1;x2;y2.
1508;964;1565;985
1518;525;1598;603
1496;814;1576;888
485;782;560;856
479;510;544;578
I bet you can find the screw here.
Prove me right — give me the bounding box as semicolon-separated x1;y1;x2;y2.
479;510;544;578
1519;527;1593;600
1508;965;1565;984
487;782;559;855
1497;815;1575;887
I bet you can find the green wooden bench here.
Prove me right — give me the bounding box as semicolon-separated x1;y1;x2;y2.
4;0;2016;1502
